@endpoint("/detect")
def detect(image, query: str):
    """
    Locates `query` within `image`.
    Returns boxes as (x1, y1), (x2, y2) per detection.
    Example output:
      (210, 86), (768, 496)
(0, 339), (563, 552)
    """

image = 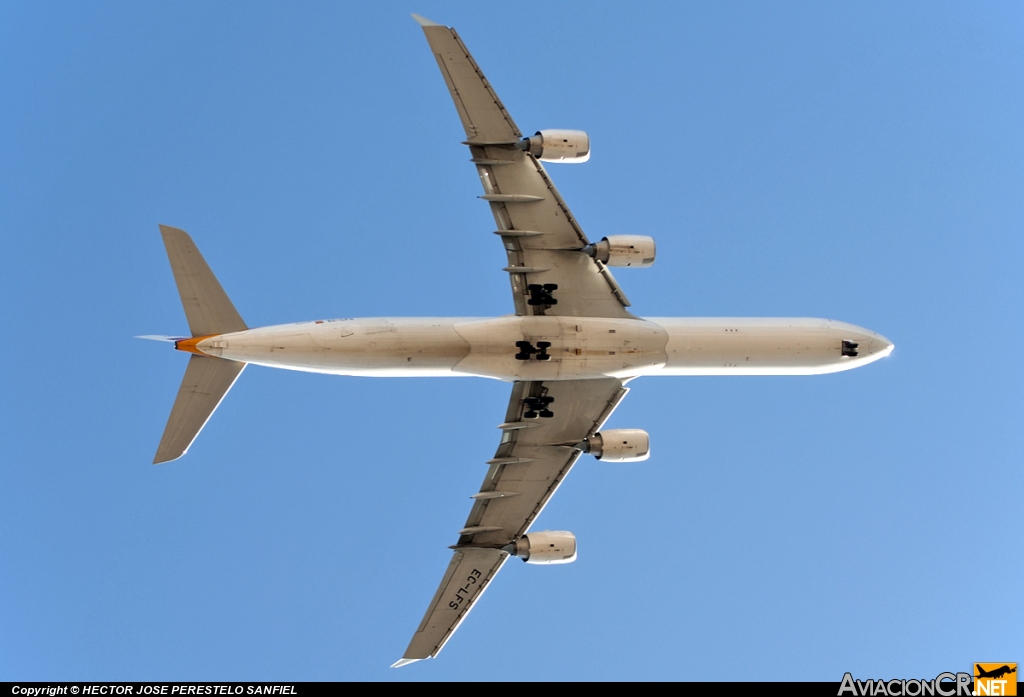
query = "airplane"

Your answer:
(976, 665), (1016, 680)
(141, 15), (894, 667)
